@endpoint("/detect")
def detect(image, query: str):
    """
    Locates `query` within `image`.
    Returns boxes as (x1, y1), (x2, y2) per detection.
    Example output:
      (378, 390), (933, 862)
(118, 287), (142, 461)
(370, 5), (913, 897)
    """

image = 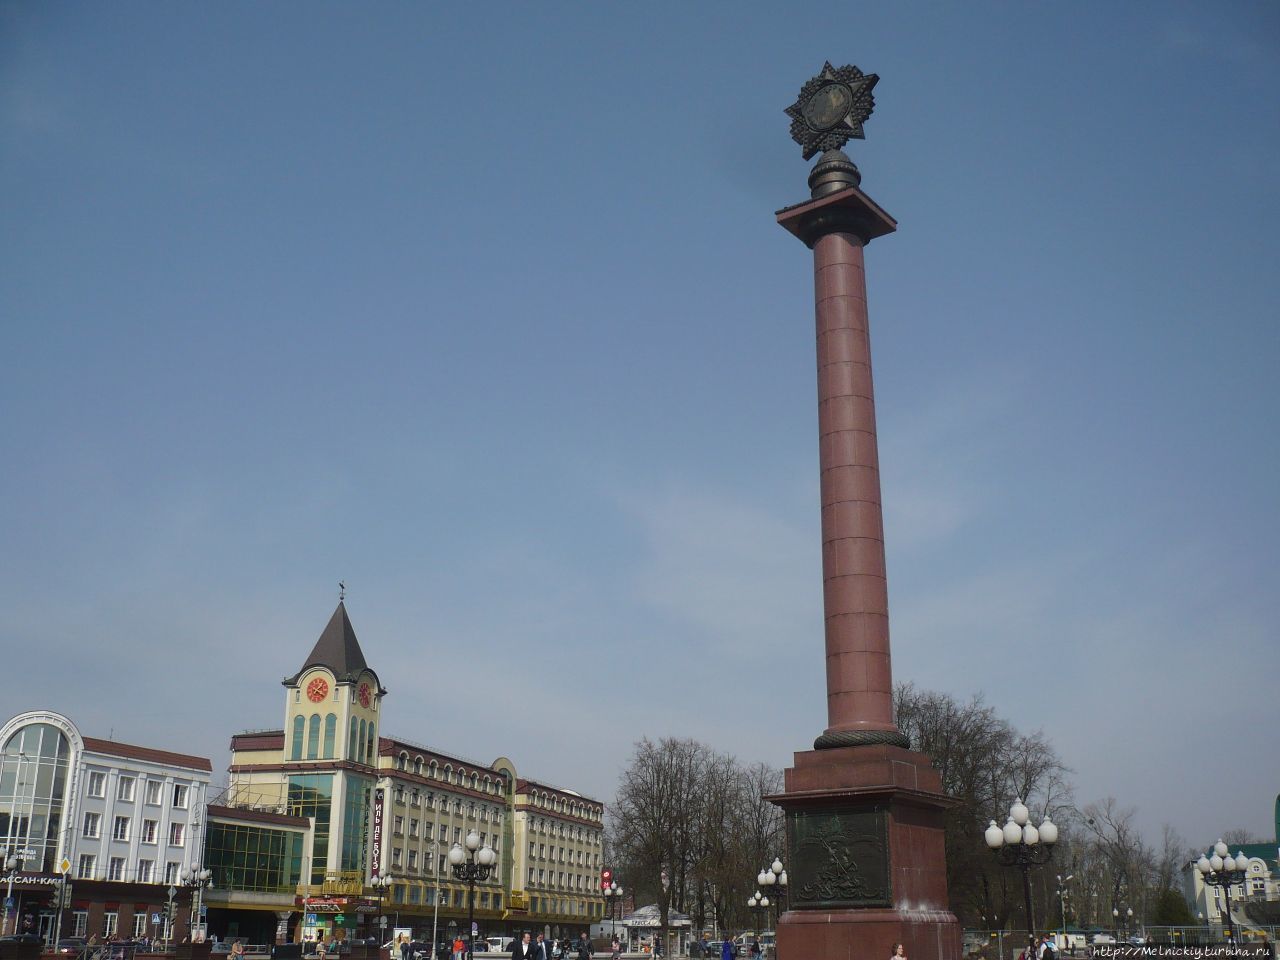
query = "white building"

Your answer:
(0, 710), (212, 943)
